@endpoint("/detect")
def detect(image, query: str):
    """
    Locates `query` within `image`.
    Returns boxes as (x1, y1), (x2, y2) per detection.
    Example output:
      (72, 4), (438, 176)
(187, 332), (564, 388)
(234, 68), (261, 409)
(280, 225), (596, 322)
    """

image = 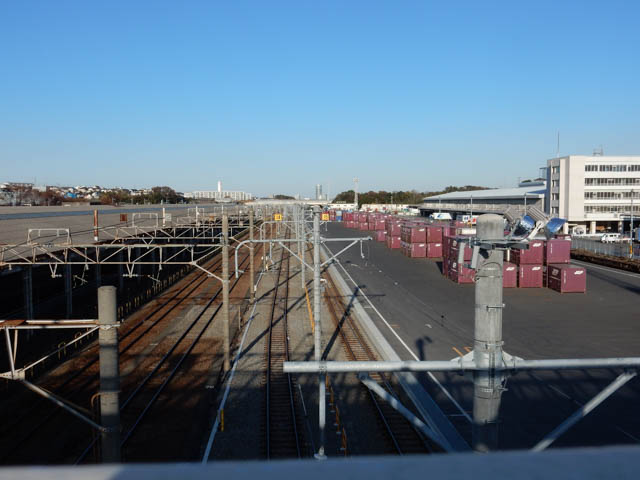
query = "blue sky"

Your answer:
(1, 1), (639, 197)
